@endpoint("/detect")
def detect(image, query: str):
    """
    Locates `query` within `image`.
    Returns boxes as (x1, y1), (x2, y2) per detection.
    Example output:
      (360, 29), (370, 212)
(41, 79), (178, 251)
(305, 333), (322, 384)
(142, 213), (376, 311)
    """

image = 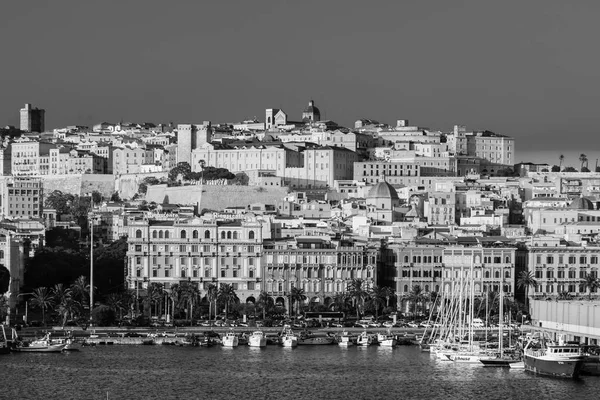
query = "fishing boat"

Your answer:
(281, 326), (298, 348)
(221, 331), (239, 348)
(248, 331), (267, 348)
(523, 333), (585, 378)
(338, 331), (354, 347)
(297, 331), (335, 345)
(356, 331), (372, 347)
(12, 333), (67, 353)
(377, 332), (396, 347)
